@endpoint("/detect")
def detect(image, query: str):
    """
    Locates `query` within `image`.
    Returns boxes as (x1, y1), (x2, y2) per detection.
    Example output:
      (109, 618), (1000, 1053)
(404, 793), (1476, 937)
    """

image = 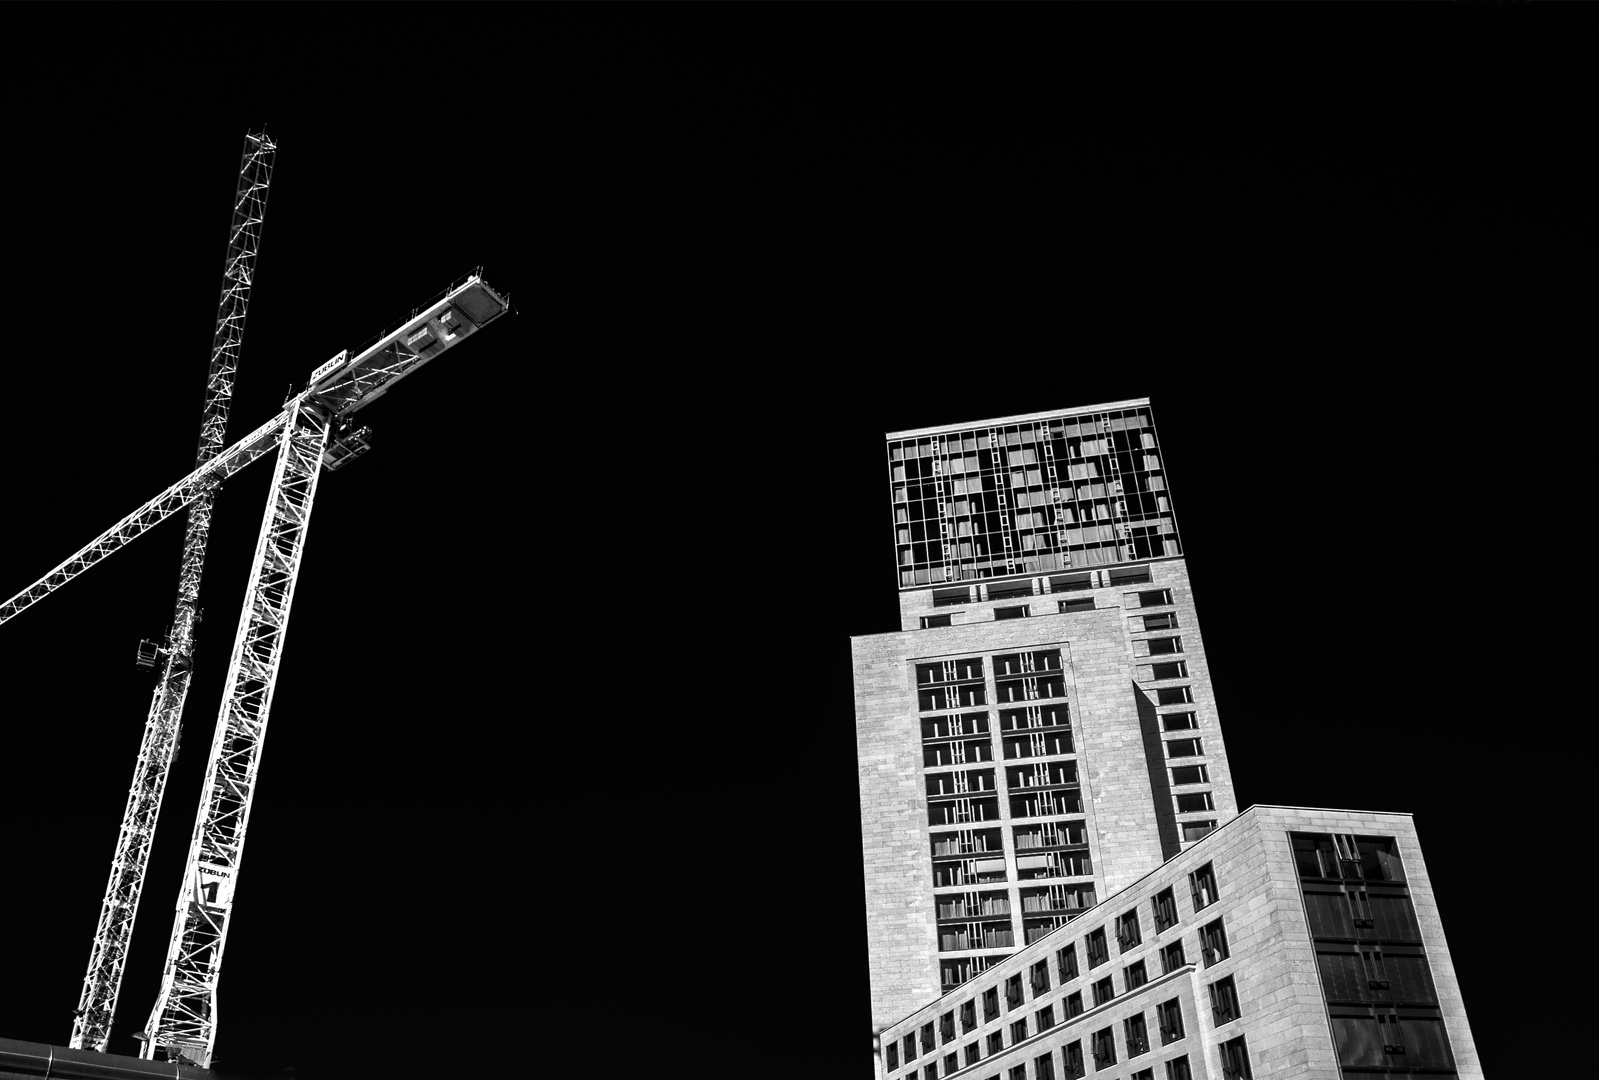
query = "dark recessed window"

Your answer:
(1210, 976), (1240, 1026)
(1165, 1056), (1192, 1080)
(887, 1042), (899, 1071)
(1131, 1071), (1154, 1080)
(1149, 661), (1188, 680)
(1143, 611), (1178, 631)
(1008, 1066), (1027, 1080)
(1092, 975), (1115, 1007)
(989, 580), (1034, 601)
(996, 604), (1030, 620)
(1065, 991), (1084, 1018)
(965, 1042), (981, 1066)
(1037, 1004), (1056, 1032)
(934, 586), (971, 607)
(904, 1033), (917, 1062)
(1161, 939), (1186, 974)
(1219, 1035), (1252, 1080)
(1161, 712), (1197, 732)
(1125, 1013), (1150, 1057)
(1170, 765), (1208, 787)
(1031, 959), (1051, 996)
(1146, 636), (1182, 655)
(1182, 819), (1217, 842)
(1090, 1027), (1117, 1070)
(1202, 919), (1230, 967)
(1086, 927), (1109, 968)
(944, 1052), (959, 1074)
(984, 987), (1000, 1021)
(1010, 1018), (1028, 1045)
(1063, 1040), (1085, 1079)
(1125, 960), (1148, 992)
(988, 1032), (1005, 1056)
(1117, 910), (1142, 951)
(961, 999), (977, 1032)
(1157, 998), (1185, 1044)
(921, 1022), (935, 1053)
(1110, 566), (1152, 586)
(1036, 1050), (1058, 1080)
(1190, 863), (1218, 910)
(1153, 887), (1178, 933)
(925, 1065), (937, 1080)
(1006, 974), (1025, 1009)
(922, 614), (953, 629)
(1176, 791), (1215, 813)
(1157, 686), (1194, 706)
(1059, 597), (1095, 613)
(1167, 737), (1202, 758)
(1134, 588), (1173, 608)
(1057, 943), (1079, 981)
